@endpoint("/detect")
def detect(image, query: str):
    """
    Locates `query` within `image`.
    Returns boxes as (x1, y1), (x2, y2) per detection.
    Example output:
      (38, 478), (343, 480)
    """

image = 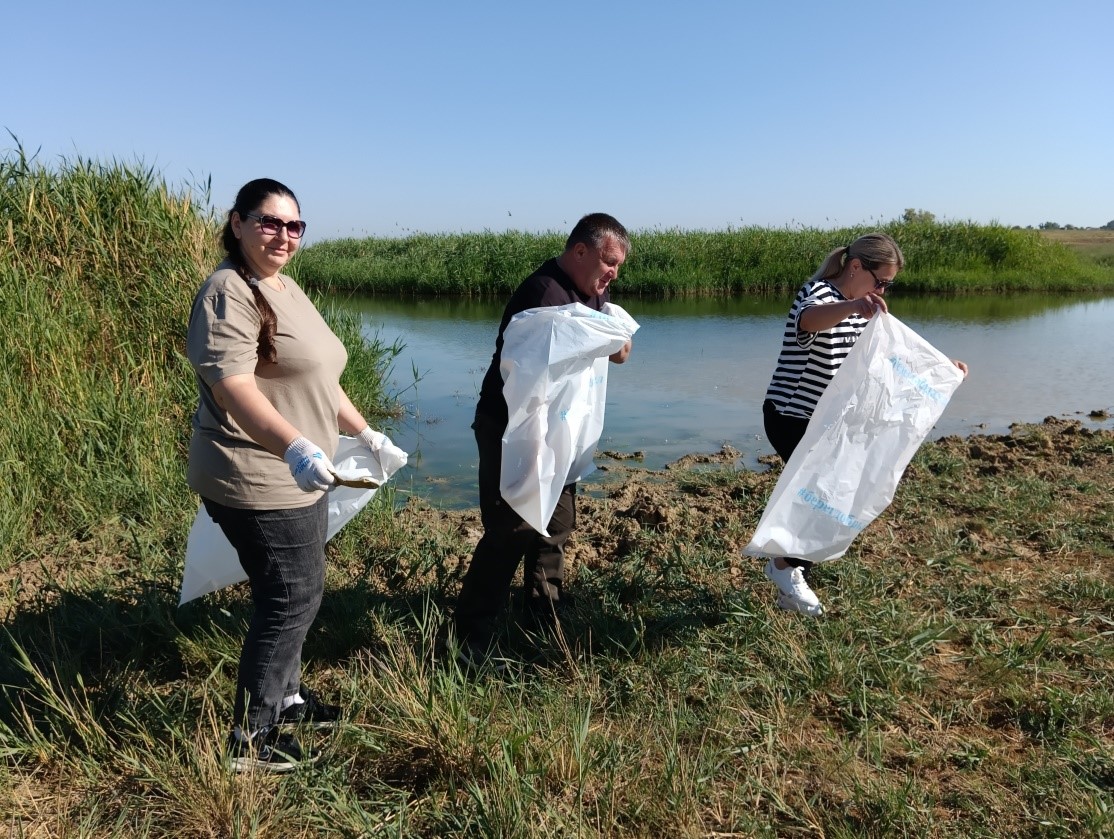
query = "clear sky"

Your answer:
(5, 0), (1111, 244)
